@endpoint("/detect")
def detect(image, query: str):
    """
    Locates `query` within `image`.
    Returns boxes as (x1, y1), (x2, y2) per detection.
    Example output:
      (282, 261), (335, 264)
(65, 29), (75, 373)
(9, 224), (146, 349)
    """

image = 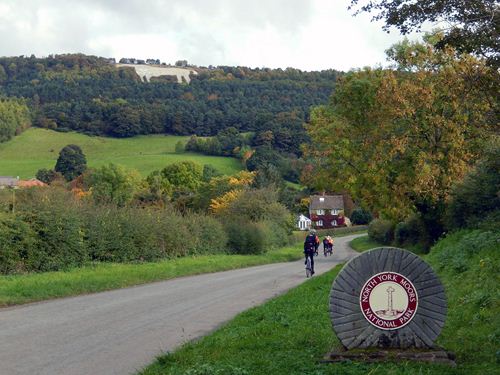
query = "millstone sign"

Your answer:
(330, 247), (447, 349)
